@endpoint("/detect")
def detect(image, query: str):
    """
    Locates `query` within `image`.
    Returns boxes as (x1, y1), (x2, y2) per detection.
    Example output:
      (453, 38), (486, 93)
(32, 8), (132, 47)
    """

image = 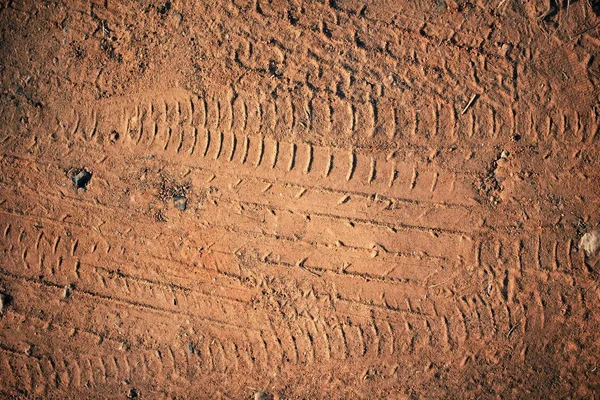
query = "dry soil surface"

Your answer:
(1, 0), (600, 398)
